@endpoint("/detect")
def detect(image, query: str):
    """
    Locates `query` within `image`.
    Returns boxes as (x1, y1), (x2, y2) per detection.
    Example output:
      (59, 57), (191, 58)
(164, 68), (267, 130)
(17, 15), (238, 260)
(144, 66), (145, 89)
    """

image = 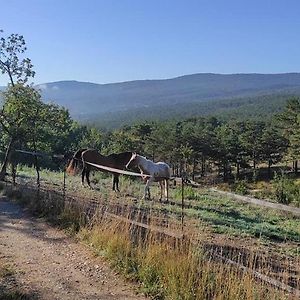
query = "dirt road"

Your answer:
(0, 196), (145, 300)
